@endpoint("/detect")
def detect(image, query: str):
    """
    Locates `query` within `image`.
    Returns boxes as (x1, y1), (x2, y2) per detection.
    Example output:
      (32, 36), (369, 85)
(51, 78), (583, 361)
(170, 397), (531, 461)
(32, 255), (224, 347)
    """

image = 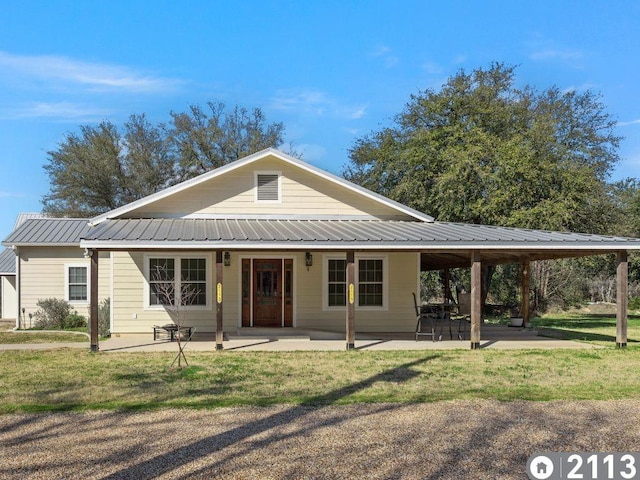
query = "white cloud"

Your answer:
(269, 89), (366, 120)
(422, 62), (444, 75)
(0, 102), (111, 121)
(370, 44), (398, 68)
(297, 144), (327, 162)
(530, 48), (583, 61)
(0, 51), (181, 93)
(617, 119), (640, 127)
(0, 191), (25, 198)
